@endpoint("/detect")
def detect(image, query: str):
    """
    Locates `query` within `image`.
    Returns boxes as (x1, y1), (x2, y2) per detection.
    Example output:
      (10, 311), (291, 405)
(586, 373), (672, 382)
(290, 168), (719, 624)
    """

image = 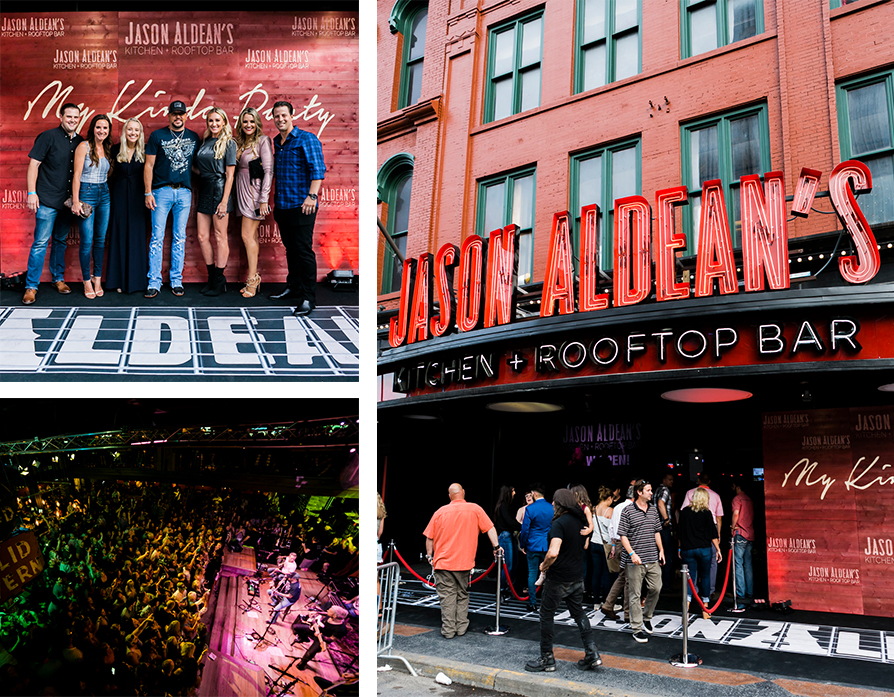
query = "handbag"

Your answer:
(595, 510), (621, 573)
(64, 196), (92, 219)
(248, 156), (264, 181)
